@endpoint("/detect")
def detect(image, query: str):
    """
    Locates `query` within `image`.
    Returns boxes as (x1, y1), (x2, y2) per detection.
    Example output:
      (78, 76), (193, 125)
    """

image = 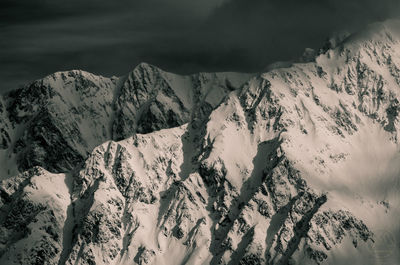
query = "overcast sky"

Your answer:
(1, 0), (400, 92)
